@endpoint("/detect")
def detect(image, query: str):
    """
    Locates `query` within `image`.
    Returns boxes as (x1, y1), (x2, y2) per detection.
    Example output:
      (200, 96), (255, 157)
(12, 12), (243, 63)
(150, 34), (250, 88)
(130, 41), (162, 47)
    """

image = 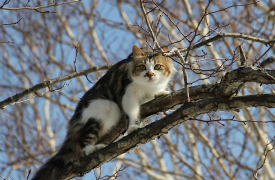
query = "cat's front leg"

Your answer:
(122, 95), (141, 135)
(126, 120), (140, 135)
(125, 107), (141, 135)
(155, 90), (170, 98)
